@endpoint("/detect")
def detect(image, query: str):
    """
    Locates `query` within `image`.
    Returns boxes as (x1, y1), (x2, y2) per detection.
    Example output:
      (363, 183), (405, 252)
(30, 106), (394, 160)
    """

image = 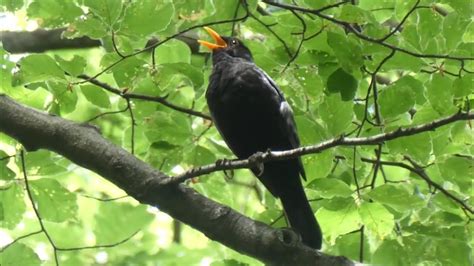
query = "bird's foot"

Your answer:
(249, 152), (265, 176)
(215, 158), (236, 179)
